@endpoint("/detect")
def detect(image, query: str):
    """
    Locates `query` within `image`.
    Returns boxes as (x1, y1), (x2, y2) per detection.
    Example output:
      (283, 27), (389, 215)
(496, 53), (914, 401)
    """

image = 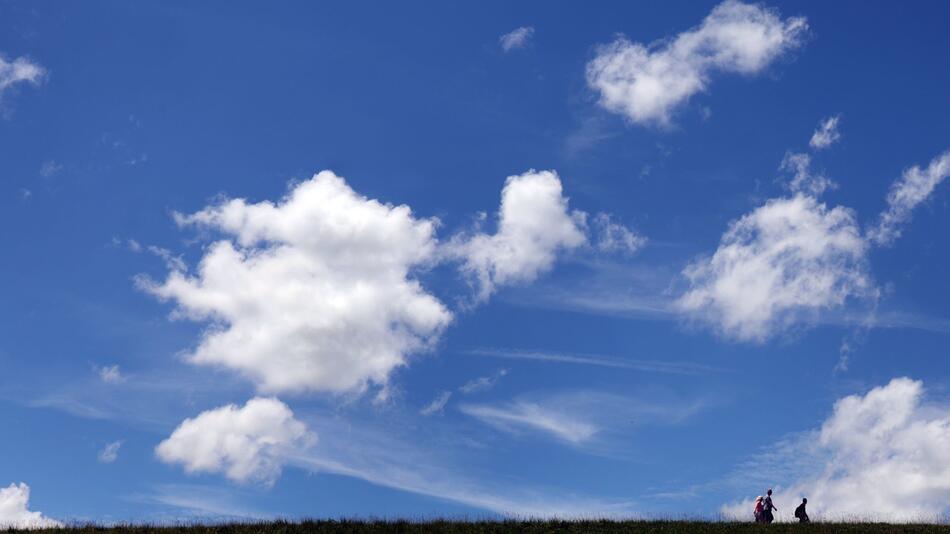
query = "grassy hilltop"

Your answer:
(21, 521), (950, 534)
